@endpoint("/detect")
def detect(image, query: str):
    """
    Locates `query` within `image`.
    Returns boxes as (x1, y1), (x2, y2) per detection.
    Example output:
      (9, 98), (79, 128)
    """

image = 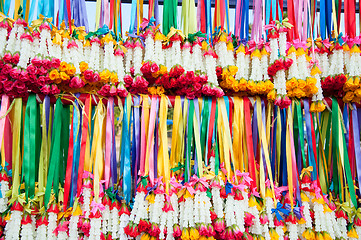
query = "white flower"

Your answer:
(133, 46), (143, 75)
(0, 27), (8, 56)
(47, 212), (58, 240)
(0, 181), (9, 213)
(144, 35), (155, 62)
(68, 215), (79, 240)
(35, 224), (47, 240)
